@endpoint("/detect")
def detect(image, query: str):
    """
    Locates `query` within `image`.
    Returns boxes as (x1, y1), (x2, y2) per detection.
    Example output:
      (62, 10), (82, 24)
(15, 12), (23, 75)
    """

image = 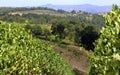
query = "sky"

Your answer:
(0, 0), (120, 7)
